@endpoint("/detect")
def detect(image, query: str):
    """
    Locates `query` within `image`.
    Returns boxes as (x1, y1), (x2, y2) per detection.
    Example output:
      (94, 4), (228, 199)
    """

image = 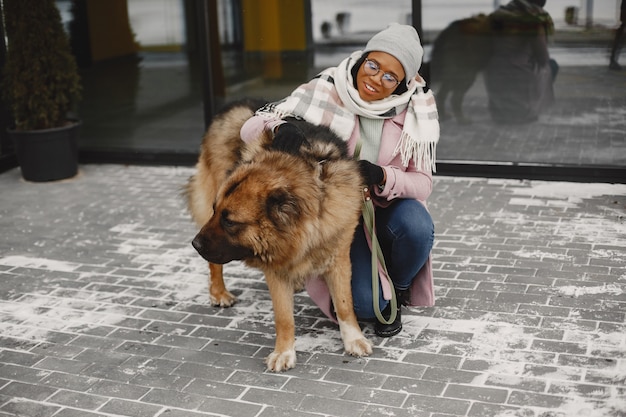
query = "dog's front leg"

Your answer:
(208, 263), (236, 307)
(264, 273), (296, 372)
(326, 254), (373, 358)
